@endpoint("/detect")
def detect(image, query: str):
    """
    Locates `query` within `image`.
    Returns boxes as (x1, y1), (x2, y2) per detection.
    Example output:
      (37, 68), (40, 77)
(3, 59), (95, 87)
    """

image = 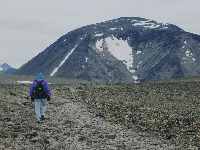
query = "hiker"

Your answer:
(29, 73), (51, 123)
